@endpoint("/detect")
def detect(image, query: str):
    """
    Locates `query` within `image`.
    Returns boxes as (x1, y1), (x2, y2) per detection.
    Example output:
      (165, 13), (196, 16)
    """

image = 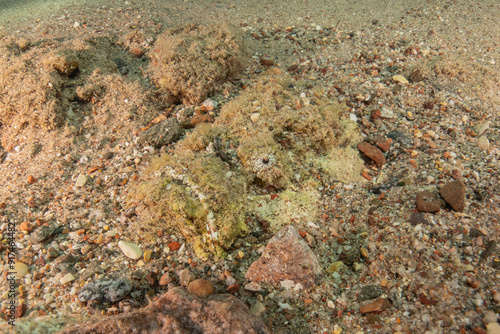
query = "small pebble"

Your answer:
(75, 174), (87, 187)
(118, 240), (143, 260)
(60, 273), (75, 285)
(12, 263), (29, 278)
(187, 279), (215, 297)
